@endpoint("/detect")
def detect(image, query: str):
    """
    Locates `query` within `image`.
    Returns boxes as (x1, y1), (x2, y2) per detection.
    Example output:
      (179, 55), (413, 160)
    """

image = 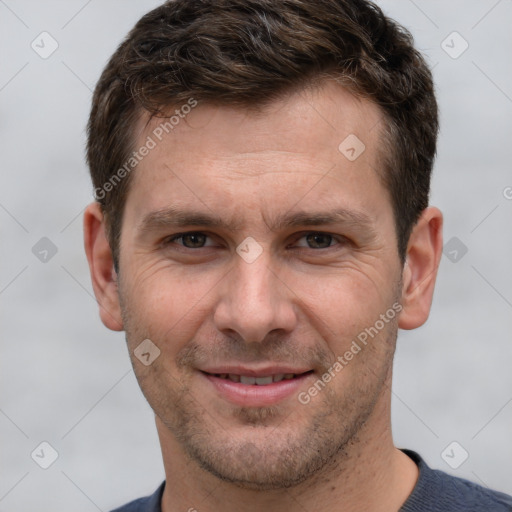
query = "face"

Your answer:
(115, 81), (405, 489)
